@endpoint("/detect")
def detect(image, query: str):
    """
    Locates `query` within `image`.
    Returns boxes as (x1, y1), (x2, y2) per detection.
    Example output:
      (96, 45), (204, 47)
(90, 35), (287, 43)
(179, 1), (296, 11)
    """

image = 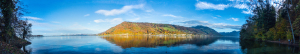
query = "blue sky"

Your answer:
(21, 0), (253, 35)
